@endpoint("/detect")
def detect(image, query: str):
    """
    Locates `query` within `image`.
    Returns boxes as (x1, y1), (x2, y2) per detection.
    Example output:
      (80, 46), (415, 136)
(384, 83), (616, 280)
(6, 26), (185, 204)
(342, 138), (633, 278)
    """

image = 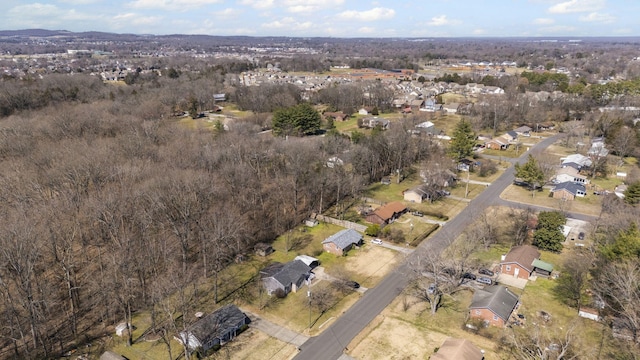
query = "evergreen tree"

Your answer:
(448, 119), (476, 161)
(514, 155), (545, 194)
(532, 211), (566, 252)
(601, 223), (640, 260)
(624, 182), (640, 205)
(272, 103), (321, 137)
